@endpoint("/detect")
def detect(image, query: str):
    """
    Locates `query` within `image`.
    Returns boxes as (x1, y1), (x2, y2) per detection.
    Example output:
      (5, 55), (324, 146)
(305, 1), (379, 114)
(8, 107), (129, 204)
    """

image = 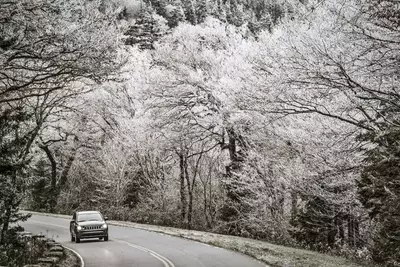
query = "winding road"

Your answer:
(21, 214), (266, 267)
